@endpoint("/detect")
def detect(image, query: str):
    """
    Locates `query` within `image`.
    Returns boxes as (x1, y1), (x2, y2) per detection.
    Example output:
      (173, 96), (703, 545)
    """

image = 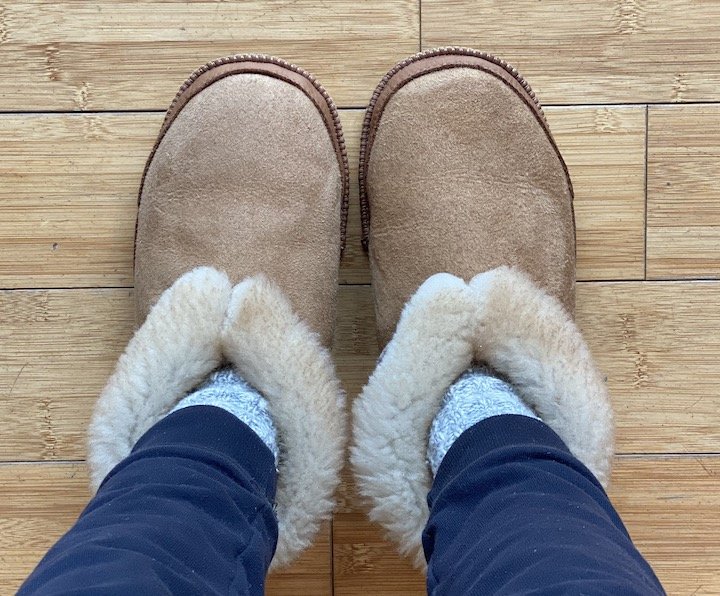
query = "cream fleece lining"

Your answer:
(351, 267), (613, 569)
(87, 267), (346, 569)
